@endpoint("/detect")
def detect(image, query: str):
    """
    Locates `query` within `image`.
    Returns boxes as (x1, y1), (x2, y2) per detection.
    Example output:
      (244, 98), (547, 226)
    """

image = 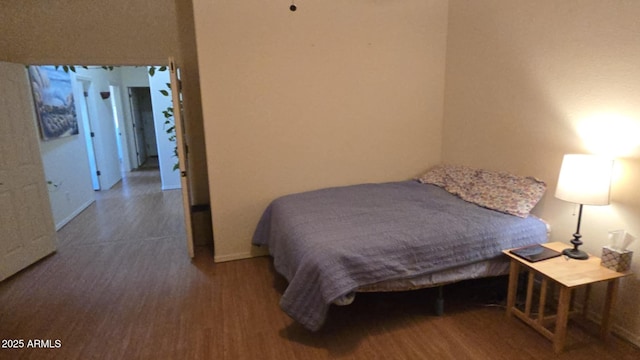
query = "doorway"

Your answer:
(129, 87), (159, 169)
(36, 65), (182, 231)
(77, 77), (101, 190)
(1, 62), (195, 283)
